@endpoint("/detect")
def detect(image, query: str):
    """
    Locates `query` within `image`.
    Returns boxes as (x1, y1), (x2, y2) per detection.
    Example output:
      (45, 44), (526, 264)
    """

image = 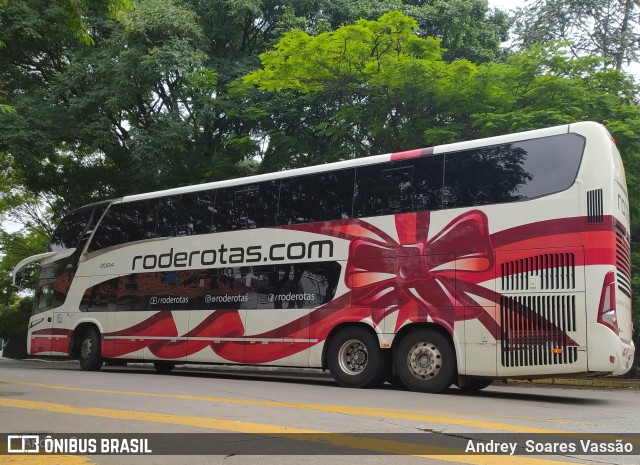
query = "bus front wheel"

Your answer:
(78, 327), (103, 371)
(394, 329), (455, 393)
(327, 327), (389, 389)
